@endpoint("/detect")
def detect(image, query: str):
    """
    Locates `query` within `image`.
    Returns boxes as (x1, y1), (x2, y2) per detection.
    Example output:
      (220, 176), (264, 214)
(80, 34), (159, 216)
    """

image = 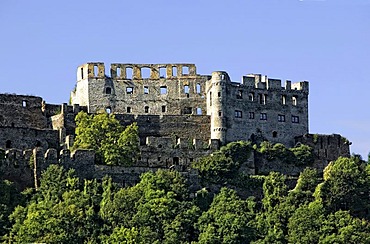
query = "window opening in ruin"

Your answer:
(158, 157), (161, 161)
(249, 93), (254, 101)
(116, 67), (121, 78)
(126, 87), (133, 94)
(145, 106), (149, 113)
(278, 114), (285, 122)
(94, 65), (98, 76)
(11, 123), (14, 127)
(5, 140), (11, 149)
(235, 110), (242, 118)
(218, 111), (222, 117)
(196, 83), (201, 94)
(210, 92), (212, 106)
(144, 86), (149, 94)
(159, 67), (166, 78)
(189, 158), (193, 162)
(260, 113), (267, 120)
(158, 144), (162, 148)
(282, 95), (286, 105)
(184, 107), (192, 114)
(105, 87), (112, 95)
(141, 67), (151, 79)
(80, 67), (84, 79)
(36, 141), (41, 147)
(249, 112), (255, 119)
(22, 100), (27, 107)
(292, 115), (299, 123)
(106, 107), (112, 114)
(237, 90), (243, 99)
(172, 66), (177, 77)
(218, 92), (221, 97)
(127, 107), (131, 113)
(292, 96), (297, 106)
(126, 67), (133, 79)
(182, 66), (189, 75)
(221, 74), (225, 80)
(196, 107), (202, 115)
(173, 157), (179, 165)
(273, 131), (278, 138)
(162, 106), (166, 113)
(184, 85), (189, 94)
(160, 86), (167, 95)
